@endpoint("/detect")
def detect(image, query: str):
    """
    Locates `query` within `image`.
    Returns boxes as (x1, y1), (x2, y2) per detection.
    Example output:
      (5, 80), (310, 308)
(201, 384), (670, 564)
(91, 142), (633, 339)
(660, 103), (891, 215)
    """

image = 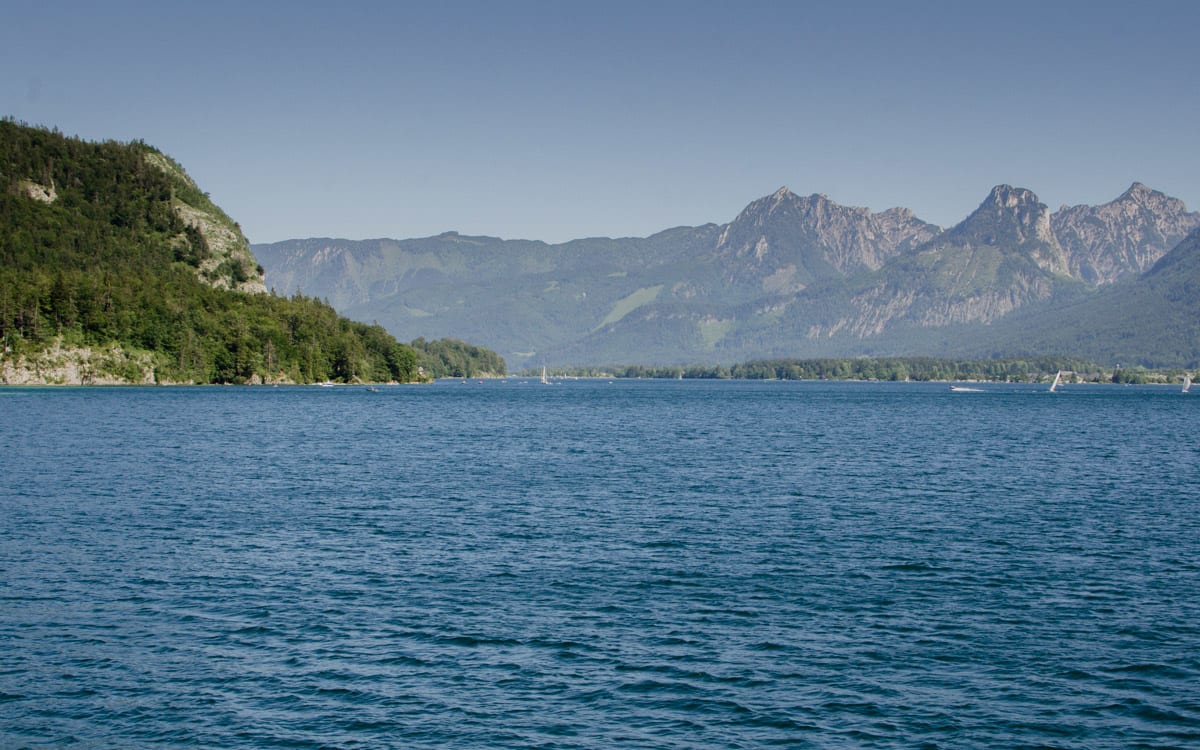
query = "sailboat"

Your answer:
(541, 366), (550, 385)
(1184, 374), (1192, 394)
(1049, 370), (1063, 393)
